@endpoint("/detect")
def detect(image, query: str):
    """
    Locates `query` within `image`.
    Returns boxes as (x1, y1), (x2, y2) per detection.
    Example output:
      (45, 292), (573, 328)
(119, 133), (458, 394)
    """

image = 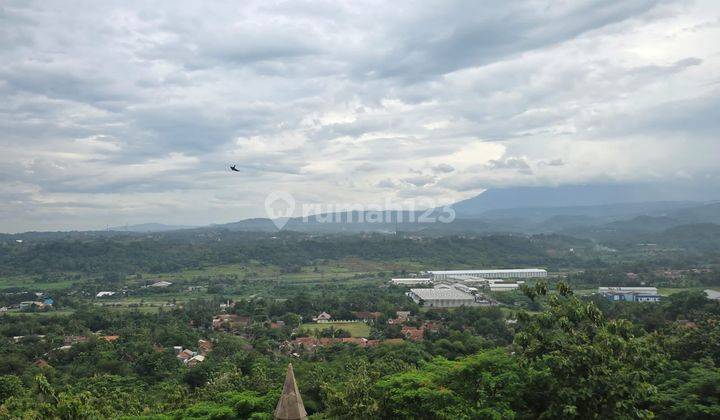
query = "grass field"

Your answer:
(300, 322), (371, 337)
(574, 286), (709, 297)
(0, 275), (78, 291)
(1, 309), (76, 317)
(657, 286), (710, 296)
